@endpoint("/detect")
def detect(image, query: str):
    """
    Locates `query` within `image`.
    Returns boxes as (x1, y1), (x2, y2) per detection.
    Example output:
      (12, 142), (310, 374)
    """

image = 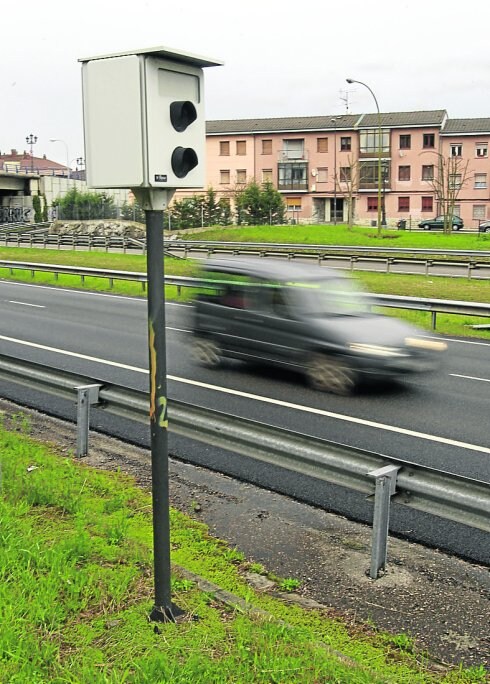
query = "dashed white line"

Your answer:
(7, 300), (45, 308)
